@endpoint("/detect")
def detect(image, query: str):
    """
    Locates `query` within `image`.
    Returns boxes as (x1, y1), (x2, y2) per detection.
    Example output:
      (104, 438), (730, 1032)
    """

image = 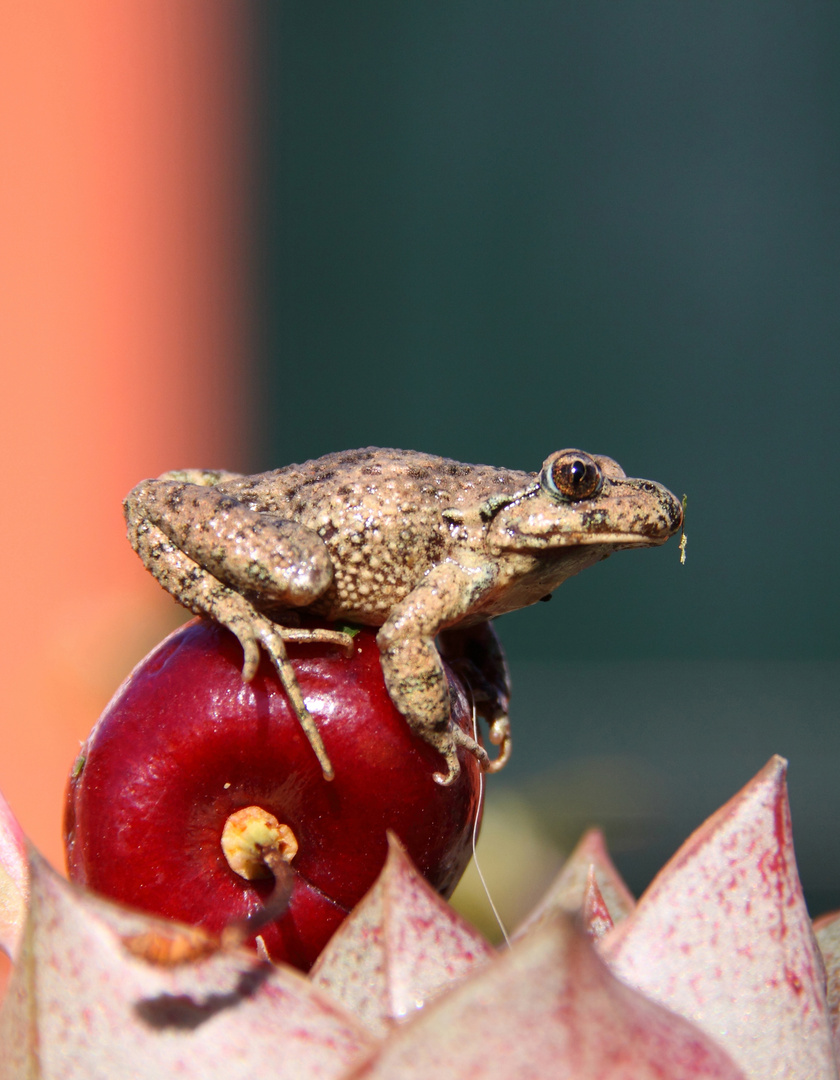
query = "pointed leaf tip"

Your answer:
(311, 834), (494, 1037)
(347, 911), (746, 1079)
(514, 826), (633, 940)
(581, 867), (614, 940)
(602, 756), (835, 1080)
(1, 850), (374, 1078)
